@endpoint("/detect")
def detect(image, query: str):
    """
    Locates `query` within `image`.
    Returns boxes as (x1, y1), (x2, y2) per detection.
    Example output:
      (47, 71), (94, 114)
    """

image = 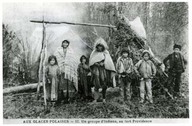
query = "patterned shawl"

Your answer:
(54, 46), (78, 90)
